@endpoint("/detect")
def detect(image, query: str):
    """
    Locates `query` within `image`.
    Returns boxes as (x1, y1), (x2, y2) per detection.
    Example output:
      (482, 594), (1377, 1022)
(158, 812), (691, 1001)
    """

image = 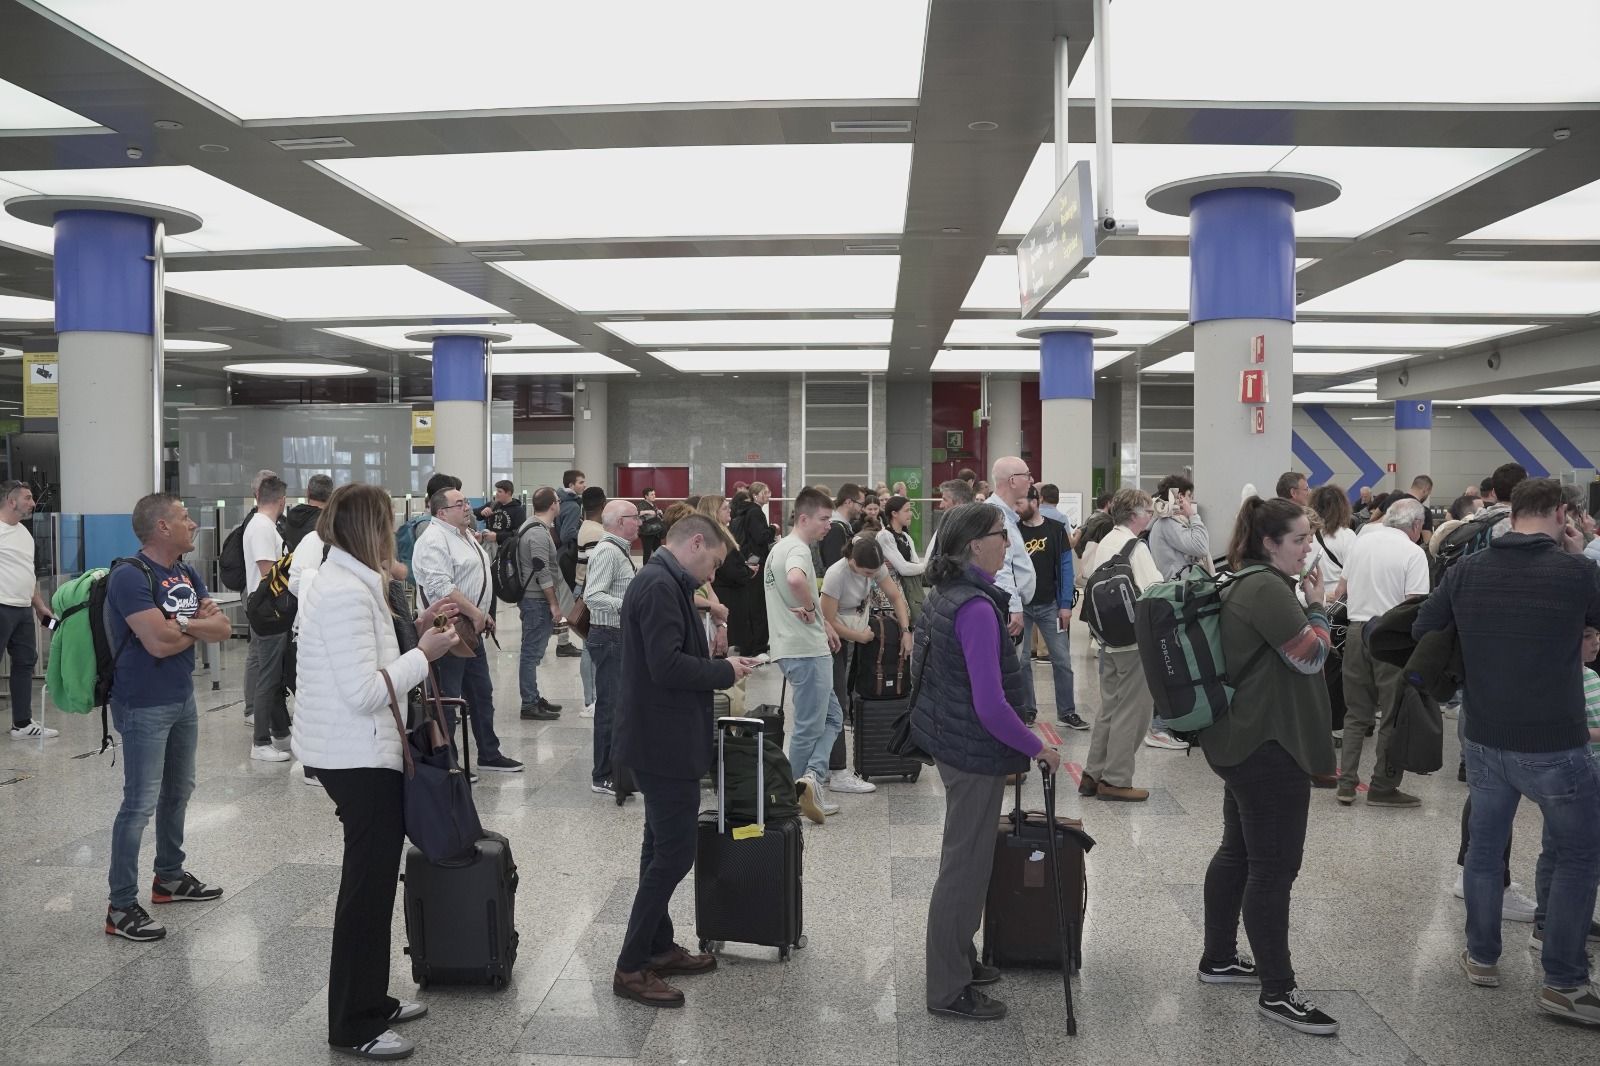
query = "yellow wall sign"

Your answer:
(23, 352), (58, 418)
(411, 410), (435, 447)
